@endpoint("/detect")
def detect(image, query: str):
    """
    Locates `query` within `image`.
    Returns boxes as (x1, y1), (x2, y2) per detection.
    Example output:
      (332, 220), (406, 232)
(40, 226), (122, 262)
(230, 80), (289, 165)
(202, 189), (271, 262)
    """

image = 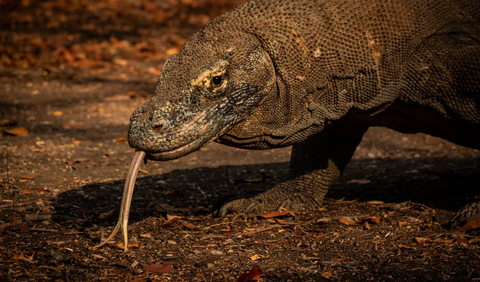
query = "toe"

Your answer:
(217, 198), (249, 217)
